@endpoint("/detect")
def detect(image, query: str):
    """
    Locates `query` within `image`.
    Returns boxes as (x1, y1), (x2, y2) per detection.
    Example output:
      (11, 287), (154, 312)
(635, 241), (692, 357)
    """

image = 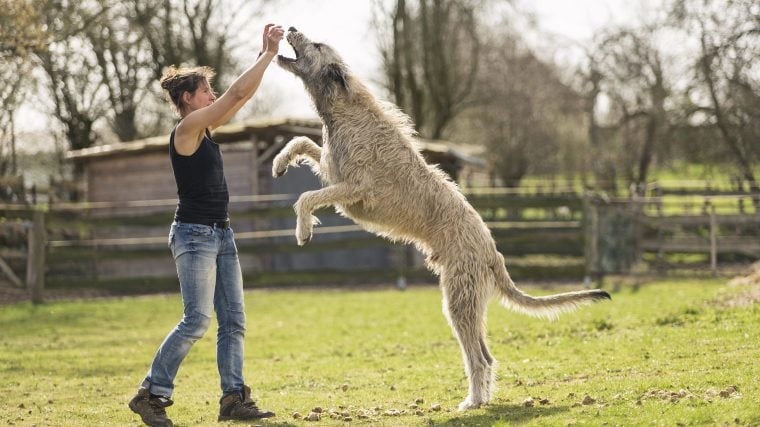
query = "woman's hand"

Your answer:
(260, 23), (274, 57)
(178, 22), (285, 139)
(265, 25), (285, 55)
